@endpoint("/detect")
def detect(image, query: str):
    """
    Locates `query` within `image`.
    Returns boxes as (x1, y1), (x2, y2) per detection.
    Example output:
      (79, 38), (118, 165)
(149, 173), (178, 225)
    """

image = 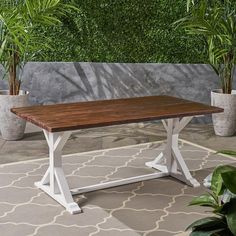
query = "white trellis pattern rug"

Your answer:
(0, 139), (235, 236)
